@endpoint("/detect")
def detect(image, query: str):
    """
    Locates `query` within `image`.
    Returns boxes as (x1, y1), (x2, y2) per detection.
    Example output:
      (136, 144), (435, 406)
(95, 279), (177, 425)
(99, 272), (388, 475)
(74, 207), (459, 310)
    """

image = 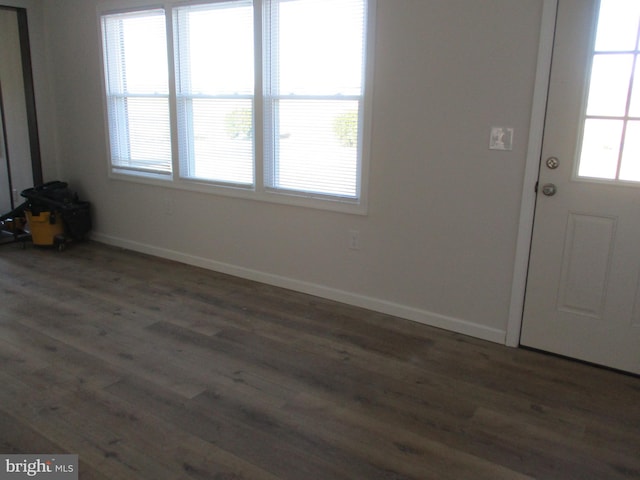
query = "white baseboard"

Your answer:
(91, 232), (507, 345)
